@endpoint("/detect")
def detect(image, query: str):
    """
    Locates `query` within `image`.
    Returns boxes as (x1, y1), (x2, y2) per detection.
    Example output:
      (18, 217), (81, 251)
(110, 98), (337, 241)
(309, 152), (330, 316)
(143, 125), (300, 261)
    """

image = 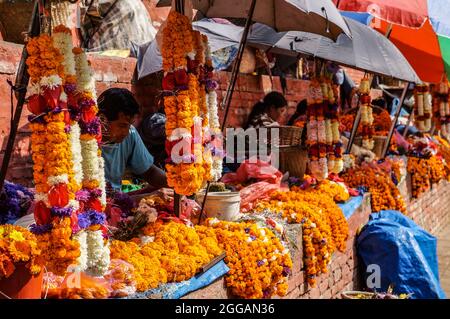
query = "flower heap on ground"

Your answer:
(320, 77), (344, 174)
(162, 11), (215, 195)
(26, 34), (80, 275)
(306, 78), (328, 180)
(415, 84), (433, 132)
(359, 77), (375, 150)
(341, 164), (406, 213)
(197, 219), (292, 299)
(0, 225), (42, 279)
(432, 80), (450, 140)
(109, 221), (223, 292)
(72, 46), (110, 276)
(407, 155), (446, 198)
(254, 184), (348, 286)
